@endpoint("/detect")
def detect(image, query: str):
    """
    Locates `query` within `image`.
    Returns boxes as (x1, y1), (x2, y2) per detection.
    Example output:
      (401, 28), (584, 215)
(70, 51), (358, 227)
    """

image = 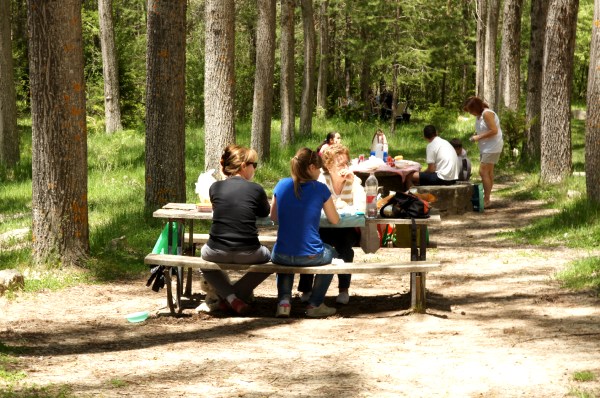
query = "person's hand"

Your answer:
(470, 134), (479, 142)
(338, 168), (354, 181)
